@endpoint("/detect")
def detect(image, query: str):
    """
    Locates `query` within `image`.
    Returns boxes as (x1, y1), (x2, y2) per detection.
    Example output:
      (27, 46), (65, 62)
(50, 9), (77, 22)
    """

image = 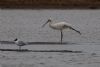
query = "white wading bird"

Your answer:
(42, 18), (81, 44)
(14, 38), (27, 50)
